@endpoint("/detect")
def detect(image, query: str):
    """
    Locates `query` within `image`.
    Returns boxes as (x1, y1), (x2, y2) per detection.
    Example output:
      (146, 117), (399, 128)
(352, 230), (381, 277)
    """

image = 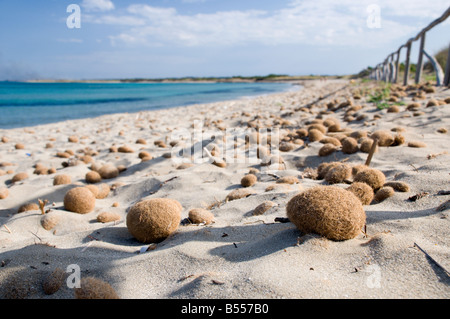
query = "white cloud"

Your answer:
(81, 0), (115, 12)
(89, 0), (449, 48)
